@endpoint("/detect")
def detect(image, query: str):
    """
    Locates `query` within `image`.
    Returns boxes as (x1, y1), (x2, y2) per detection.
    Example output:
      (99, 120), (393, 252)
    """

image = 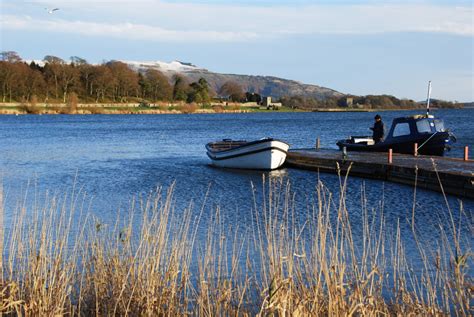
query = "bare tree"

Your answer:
(0, 61), (15, 102)
(0, 52), (23, 102)
(219, 81), (245, 102)
(70, 56), (87, 66)
(76, 64), (93, 99)
(43, 55), (65, 100)
(59, 65), (79, 102)
(24, 67), (46, 101)
(92, 65), (114, 102)
(106, 61), (139, 102)
(1, 51), (22, 63)
(143, 69), (172, 101)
